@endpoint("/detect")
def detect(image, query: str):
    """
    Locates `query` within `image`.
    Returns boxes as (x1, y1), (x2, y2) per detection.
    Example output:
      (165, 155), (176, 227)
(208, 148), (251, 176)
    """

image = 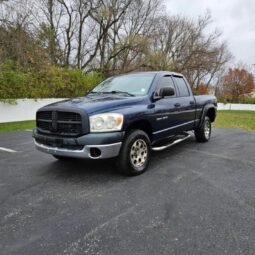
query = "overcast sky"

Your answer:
(165, 0), (255, 67)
